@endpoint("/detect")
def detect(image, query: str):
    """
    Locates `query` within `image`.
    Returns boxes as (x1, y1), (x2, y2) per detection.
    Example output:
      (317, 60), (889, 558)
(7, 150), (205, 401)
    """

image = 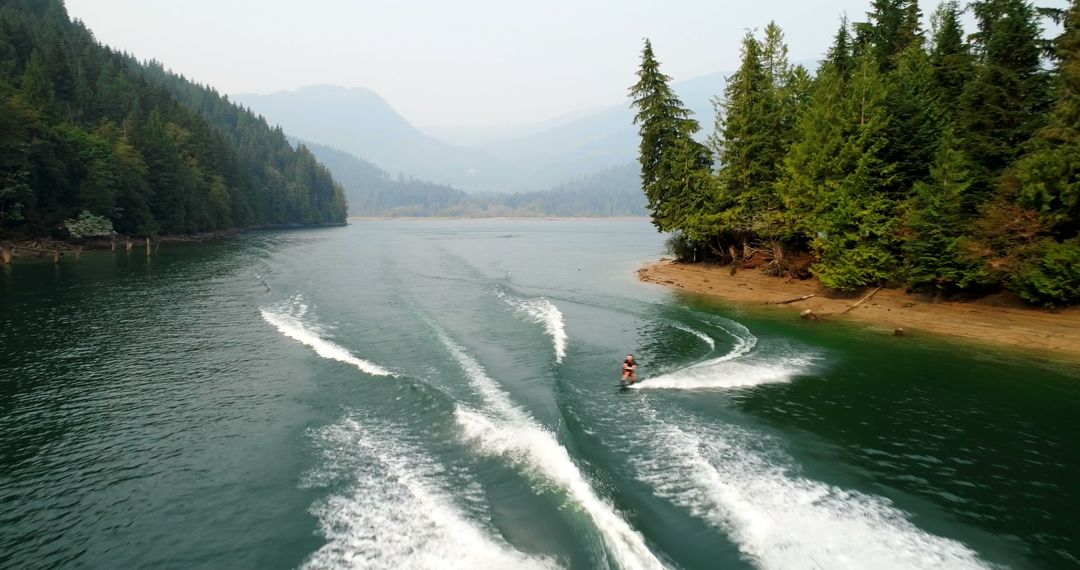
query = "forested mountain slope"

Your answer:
(0, 0), (346, 240)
